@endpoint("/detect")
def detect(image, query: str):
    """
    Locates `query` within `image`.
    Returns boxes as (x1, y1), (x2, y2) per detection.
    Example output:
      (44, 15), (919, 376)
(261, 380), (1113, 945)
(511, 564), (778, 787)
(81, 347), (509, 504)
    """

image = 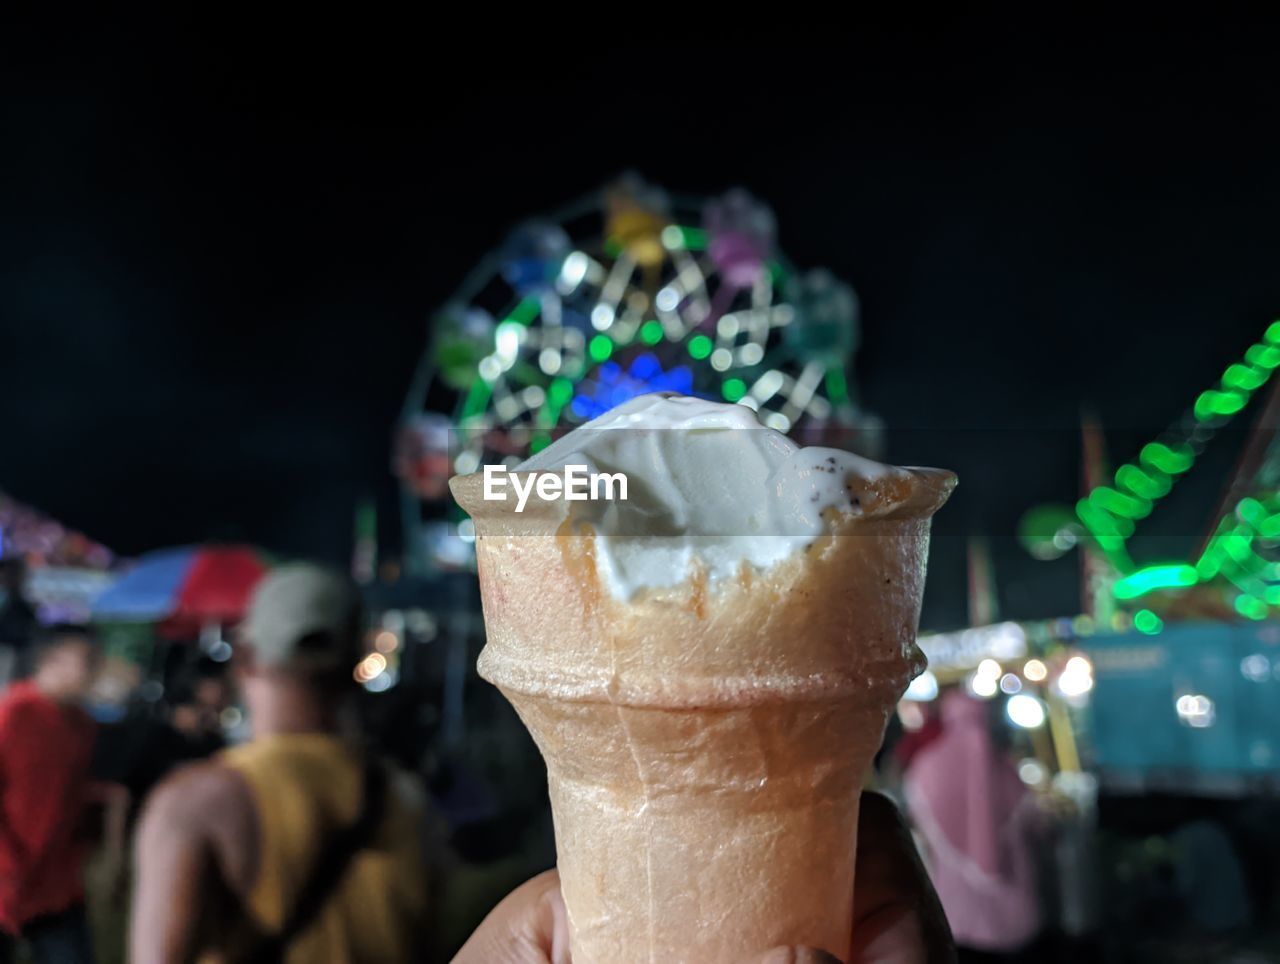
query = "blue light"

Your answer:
(571, 353), (699, 420)
(630, 353), (660, 381)
(500, 221), (570, 296)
